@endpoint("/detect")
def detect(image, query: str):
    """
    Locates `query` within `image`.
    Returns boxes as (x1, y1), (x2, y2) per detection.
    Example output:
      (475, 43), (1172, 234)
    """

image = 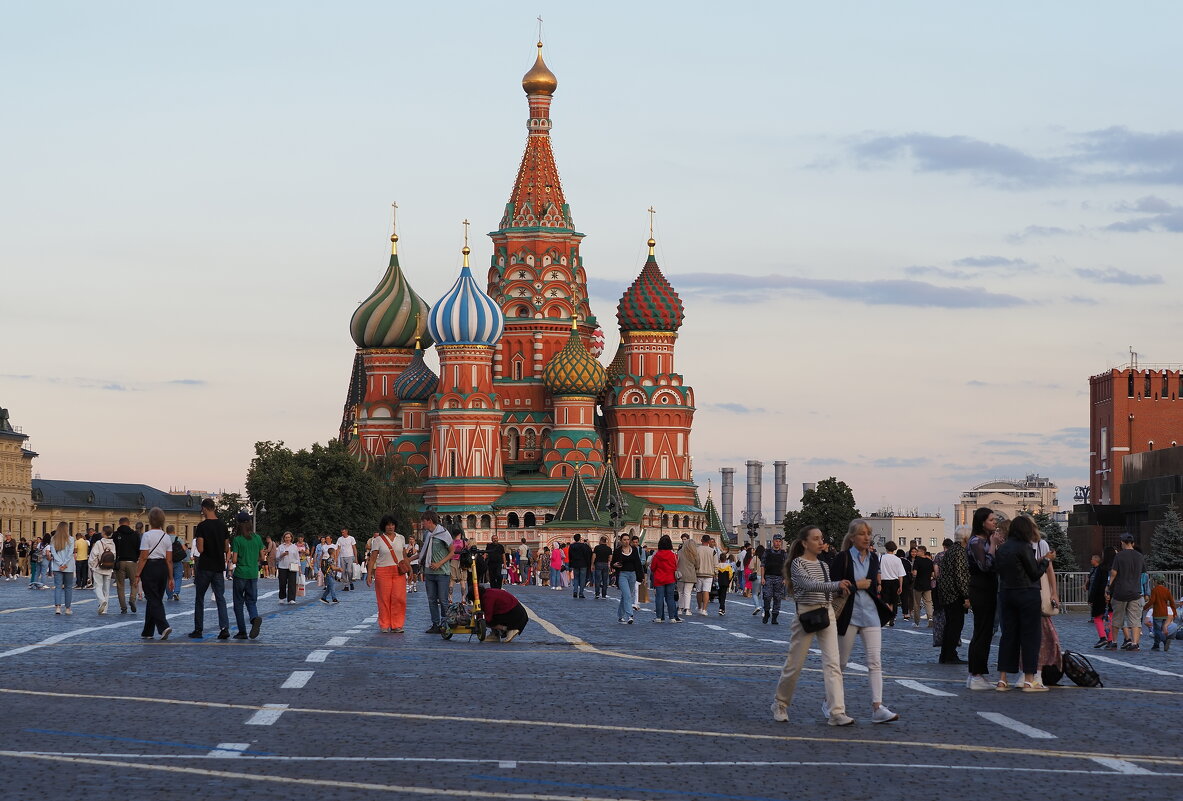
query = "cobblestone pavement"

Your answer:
(0, 576), (1178, 801)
